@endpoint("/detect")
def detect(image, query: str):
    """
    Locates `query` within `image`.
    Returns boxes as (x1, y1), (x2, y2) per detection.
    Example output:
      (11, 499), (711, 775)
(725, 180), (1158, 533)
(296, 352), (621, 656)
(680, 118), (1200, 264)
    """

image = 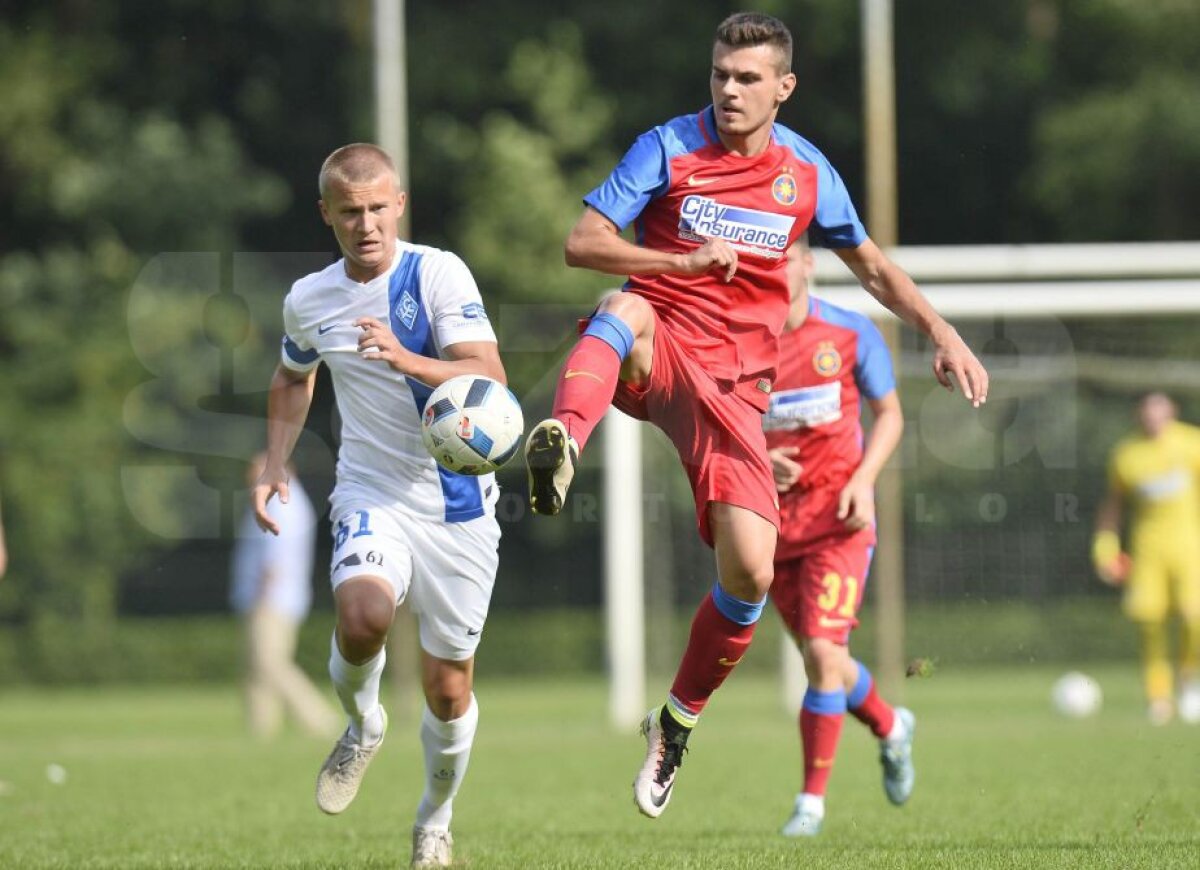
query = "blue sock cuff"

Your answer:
(583, 312), (635, 360)
(803, 687), (848, 716)
(846, 660), (873, 709)
(710, 583), (764, 626)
